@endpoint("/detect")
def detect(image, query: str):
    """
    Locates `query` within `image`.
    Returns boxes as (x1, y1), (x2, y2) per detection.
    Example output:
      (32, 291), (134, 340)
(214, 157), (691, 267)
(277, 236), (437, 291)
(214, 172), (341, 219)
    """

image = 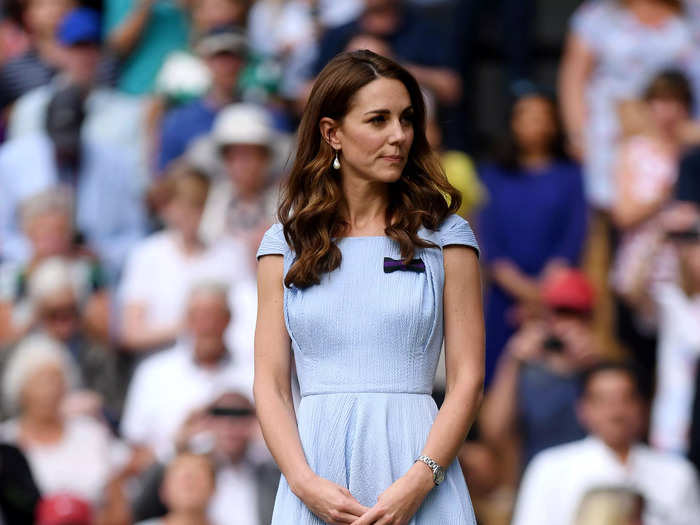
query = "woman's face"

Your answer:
(222, 144), (270, 196)
(21, 363), (65, 418)
(331, 77), (414, 185)
(511, 95), (557, 154)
